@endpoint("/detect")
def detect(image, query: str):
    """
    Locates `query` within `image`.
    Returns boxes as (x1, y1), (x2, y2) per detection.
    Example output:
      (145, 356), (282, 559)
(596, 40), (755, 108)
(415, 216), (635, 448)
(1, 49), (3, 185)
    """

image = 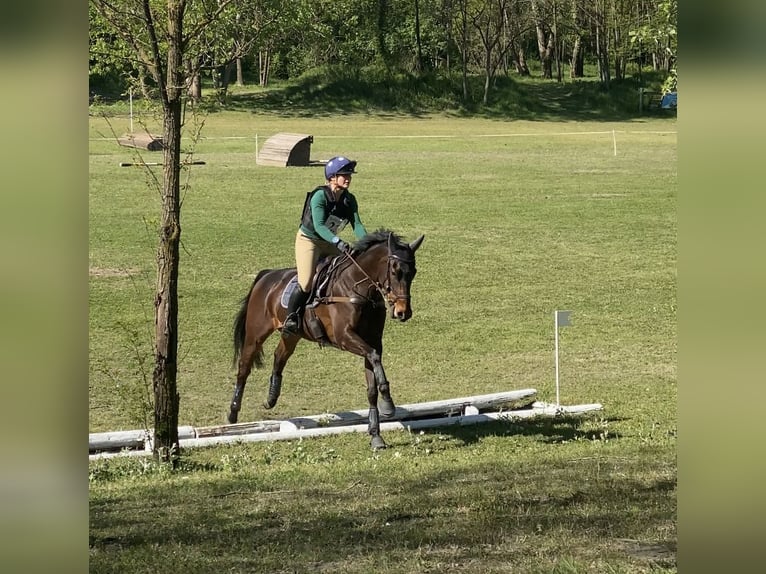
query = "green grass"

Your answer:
(89, 81), (676, 572)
